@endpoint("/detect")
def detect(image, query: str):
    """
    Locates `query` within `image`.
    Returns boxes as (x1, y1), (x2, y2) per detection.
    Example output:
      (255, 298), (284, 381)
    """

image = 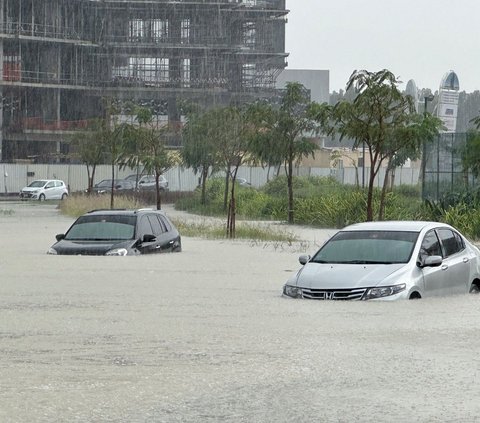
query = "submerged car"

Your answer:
(20, 179), (68, 201)
(283, 221), (480, 301)
(48, 208), (181, 256)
